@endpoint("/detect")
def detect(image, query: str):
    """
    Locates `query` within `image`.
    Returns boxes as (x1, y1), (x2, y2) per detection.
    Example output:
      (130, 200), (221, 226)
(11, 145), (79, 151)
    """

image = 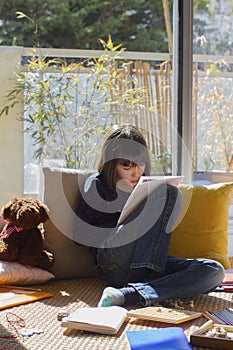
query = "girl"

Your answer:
(76, 124), (224, 307)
